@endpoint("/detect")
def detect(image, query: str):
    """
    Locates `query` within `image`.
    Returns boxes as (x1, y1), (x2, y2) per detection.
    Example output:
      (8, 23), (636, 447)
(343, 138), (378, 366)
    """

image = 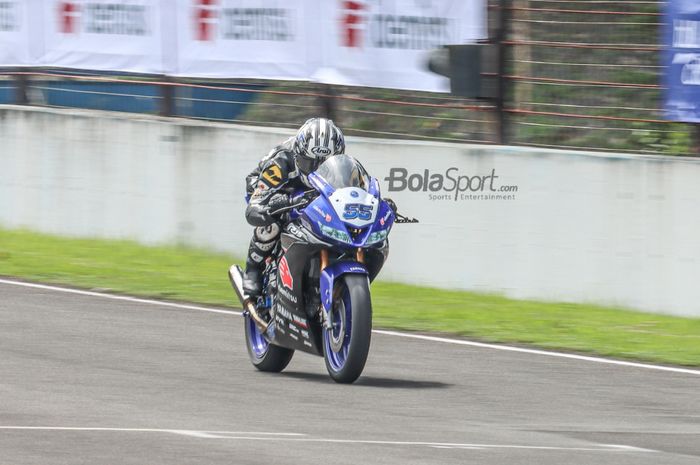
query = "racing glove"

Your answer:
(266, 193), (291, 215)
